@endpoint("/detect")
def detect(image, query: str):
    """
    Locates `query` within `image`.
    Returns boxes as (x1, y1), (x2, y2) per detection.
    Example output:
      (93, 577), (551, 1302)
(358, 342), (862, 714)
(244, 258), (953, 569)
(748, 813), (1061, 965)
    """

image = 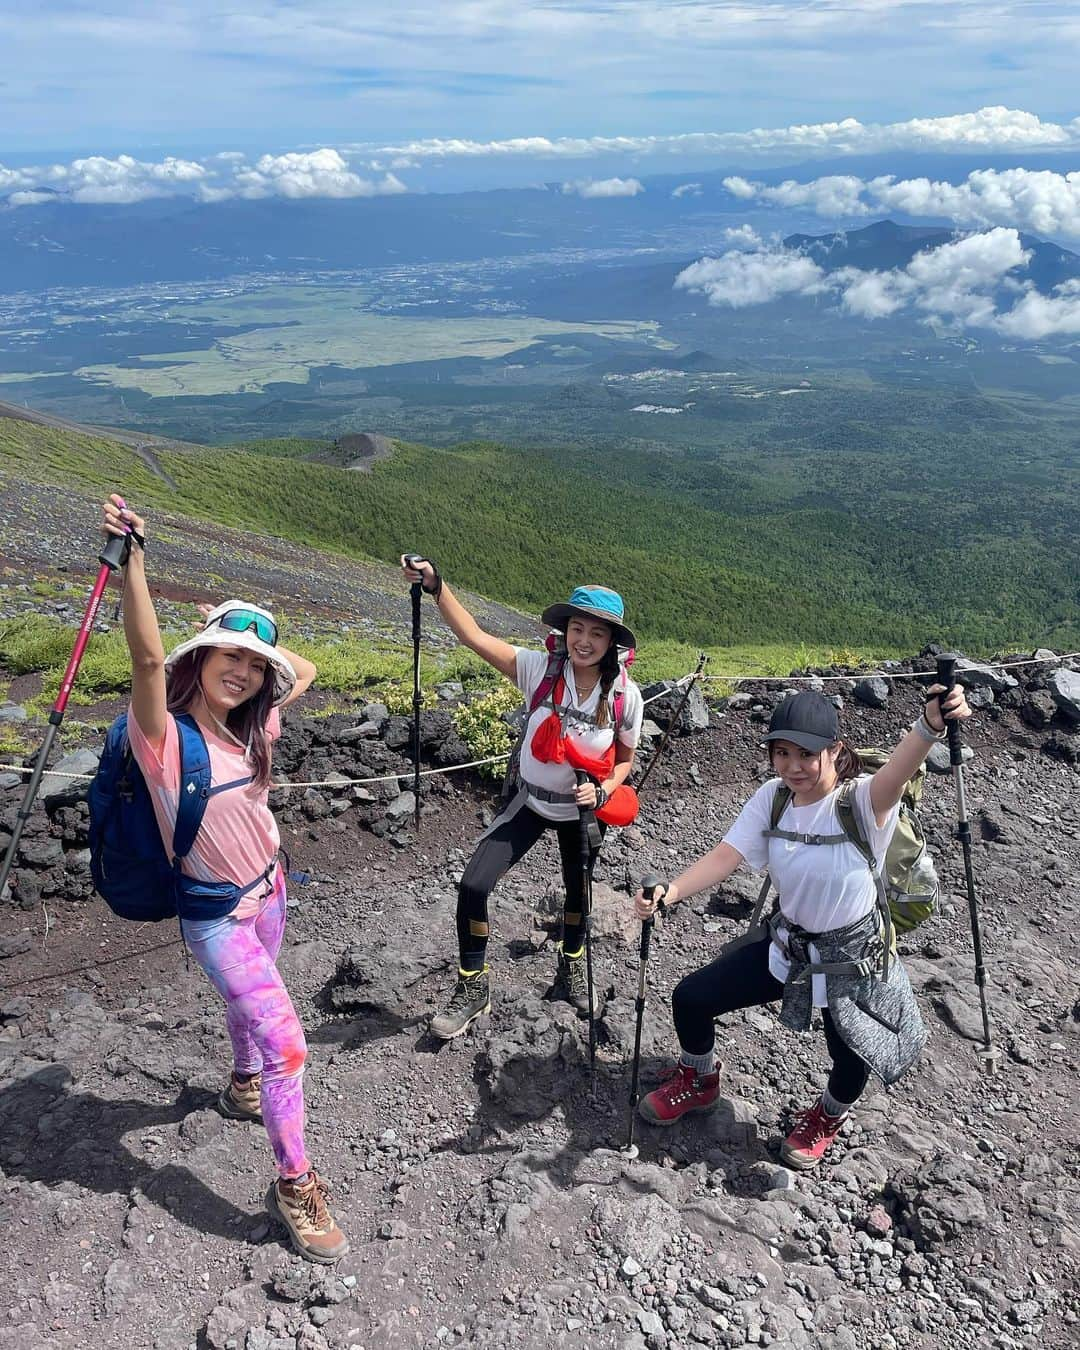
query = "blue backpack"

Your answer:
(88, 712), (275, 923)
